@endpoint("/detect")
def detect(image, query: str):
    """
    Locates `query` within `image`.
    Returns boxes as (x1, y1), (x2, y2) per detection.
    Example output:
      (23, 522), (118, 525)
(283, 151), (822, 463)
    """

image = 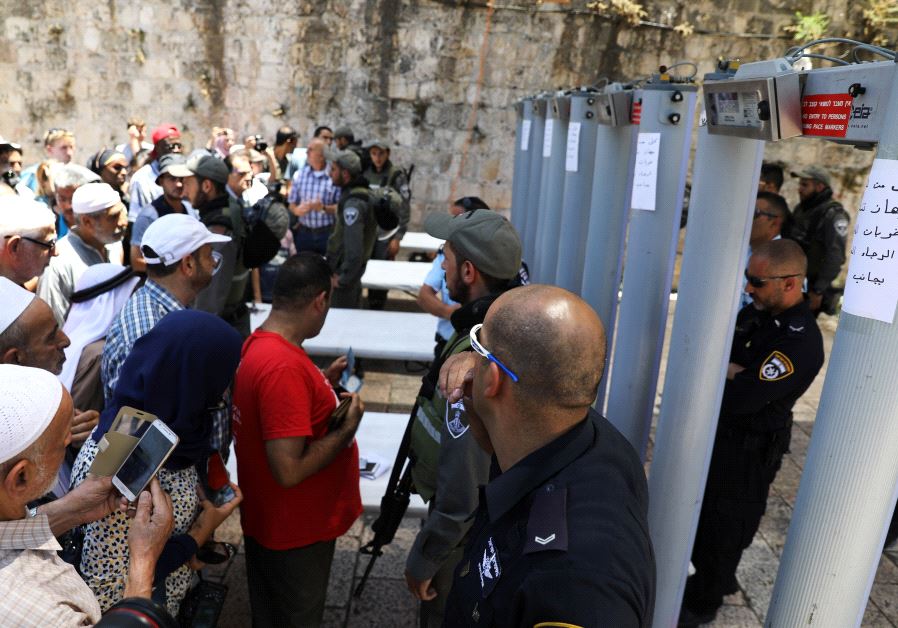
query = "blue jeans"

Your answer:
(293, 225), (332, 256)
